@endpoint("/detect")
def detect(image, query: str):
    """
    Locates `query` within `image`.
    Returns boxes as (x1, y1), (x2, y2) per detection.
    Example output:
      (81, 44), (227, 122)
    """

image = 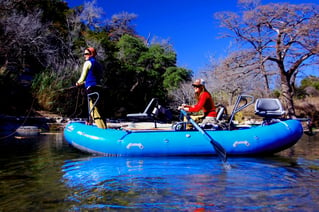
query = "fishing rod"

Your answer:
(56, 86), (78, 92)
(56, 85), (108, 92)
